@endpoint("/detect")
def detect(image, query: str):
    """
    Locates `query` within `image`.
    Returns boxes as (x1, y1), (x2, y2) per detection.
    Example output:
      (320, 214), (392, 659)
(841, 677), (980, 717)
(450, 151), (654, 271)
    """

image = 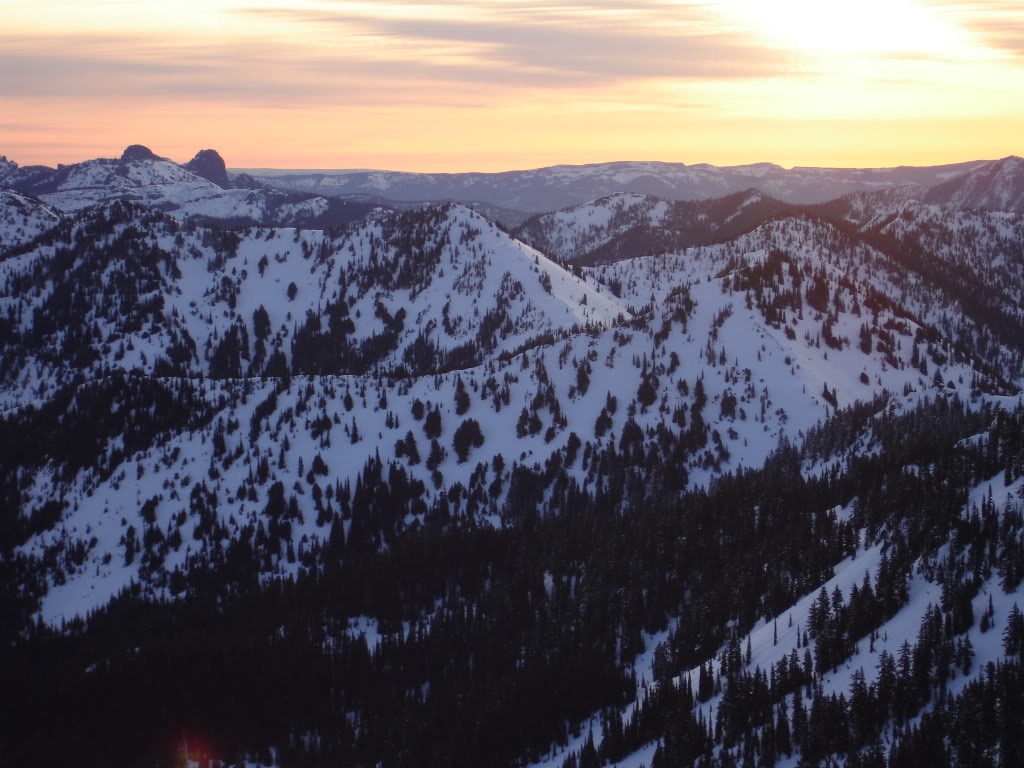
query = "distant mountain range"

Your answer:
(6, 147), (1024, 225)
(0, 145), (378, 229)
(239, 157), (1009, 213)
